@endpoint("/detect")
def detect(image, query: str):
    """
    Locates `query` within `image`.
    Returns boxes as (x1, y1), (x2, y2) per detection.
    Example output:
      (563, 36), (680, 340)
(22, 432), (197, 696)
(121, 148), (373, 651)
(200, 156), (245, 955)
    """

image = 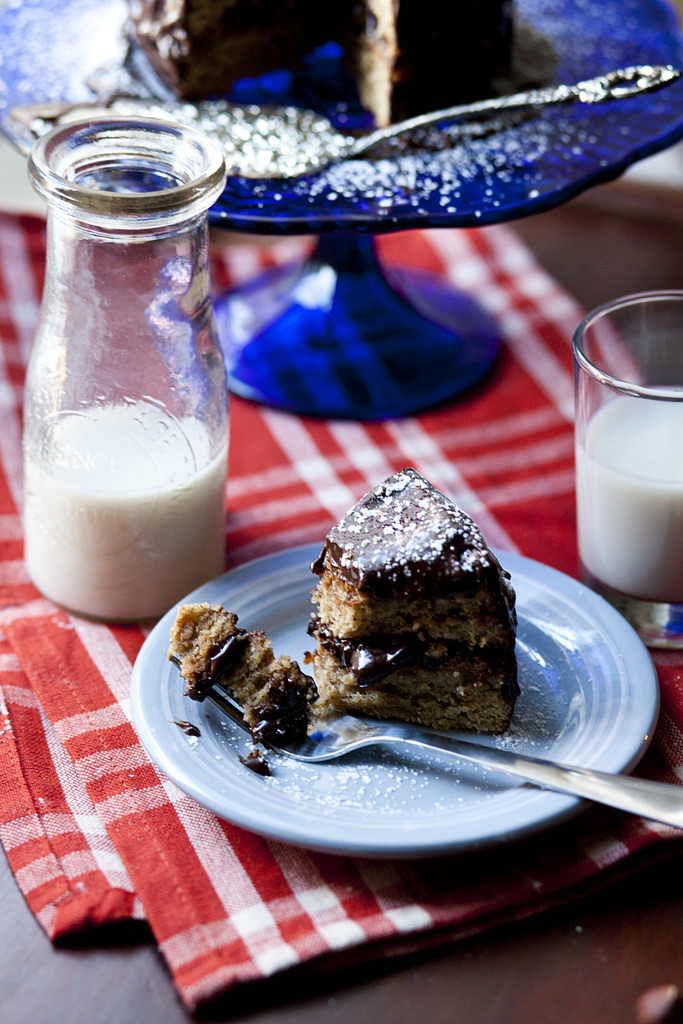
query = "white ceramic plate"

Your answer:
(130, 544), (659, 858)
